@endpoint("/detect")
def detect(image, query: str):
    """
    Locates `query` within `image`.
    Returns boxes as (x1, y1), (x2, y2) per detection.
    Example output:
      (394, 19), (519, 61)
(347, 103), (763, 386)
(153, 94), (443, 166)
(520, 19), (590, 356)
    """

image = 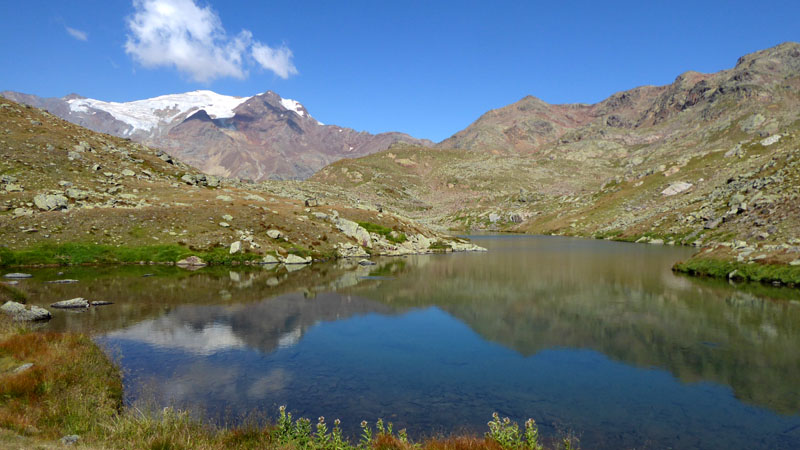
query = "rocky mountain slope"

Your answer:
(0, 97), (480, 267)
(0, 90), (432, 181)
(310, 42), (800, 280)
